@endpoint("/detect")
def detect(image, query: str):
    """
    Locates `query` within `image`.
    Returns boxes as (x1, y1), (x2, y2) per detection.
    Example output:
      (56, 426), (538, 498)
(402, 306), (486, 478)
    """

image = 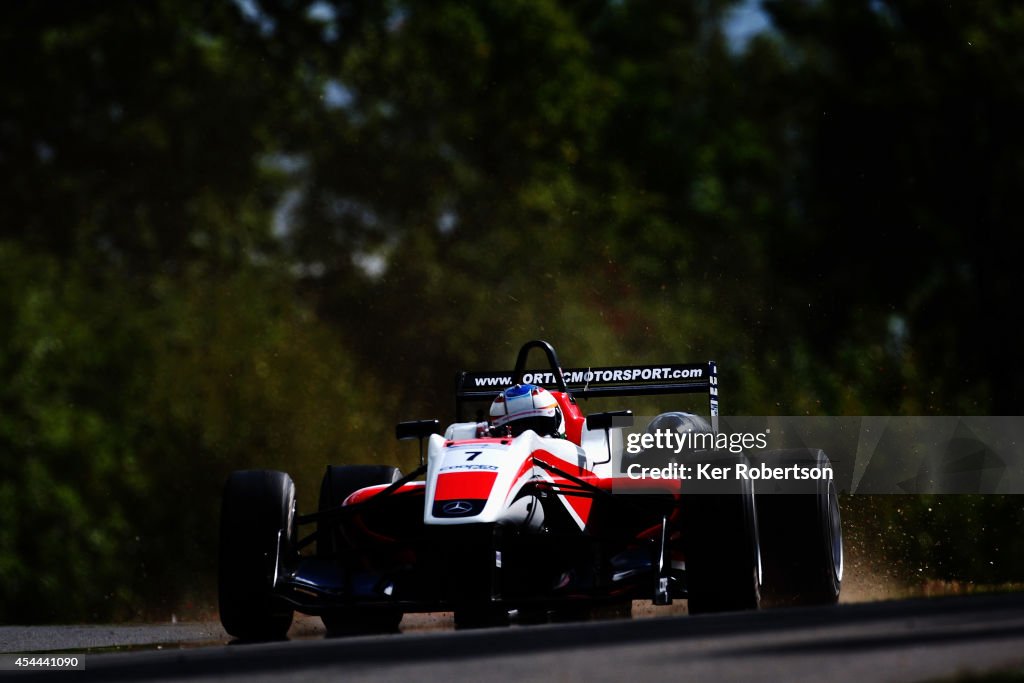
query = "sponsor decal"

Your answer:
(431, 498), (486, 517)
(441, 500), (475, 515)
(469, 364), (707, 389)
(439, 464), (500, 472)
